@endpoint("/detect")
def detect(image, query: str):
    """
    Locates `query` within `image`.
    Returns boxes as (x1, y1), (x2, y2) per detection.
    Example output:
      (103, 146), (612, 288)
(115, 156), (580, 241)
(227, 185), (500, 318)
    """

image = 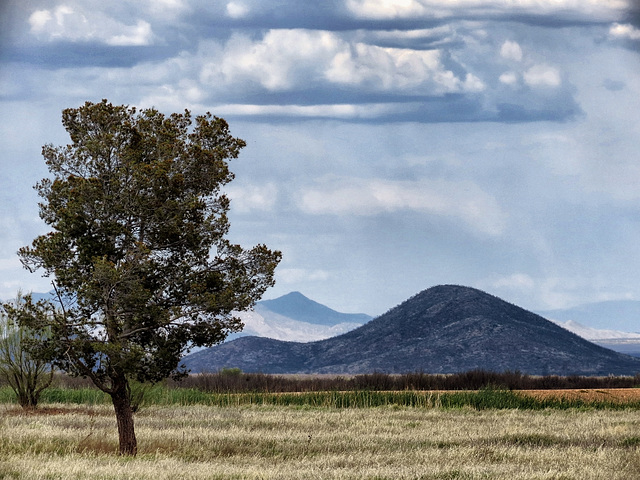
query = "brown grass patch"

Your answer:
(2, 405), (108, 417)
(516, 388), (640, 403)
